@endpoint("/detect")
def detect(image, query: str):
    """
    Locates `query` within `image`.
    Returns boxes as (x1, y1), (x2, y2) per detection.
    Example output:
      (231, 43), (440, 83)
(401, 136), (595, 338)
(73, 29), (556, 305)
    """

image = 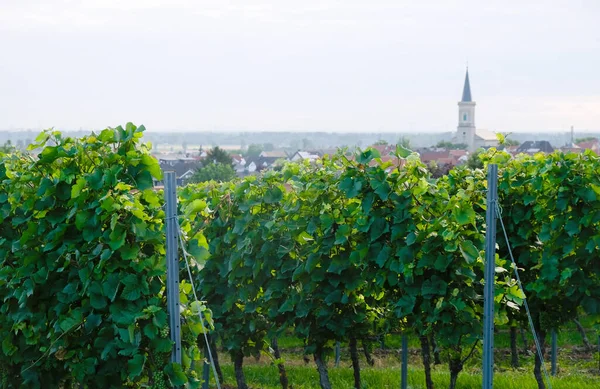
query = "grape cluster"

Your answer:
(150, 371), (168, 389)
(160, 326), (170, 338)
(0, 365), (7, 388)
